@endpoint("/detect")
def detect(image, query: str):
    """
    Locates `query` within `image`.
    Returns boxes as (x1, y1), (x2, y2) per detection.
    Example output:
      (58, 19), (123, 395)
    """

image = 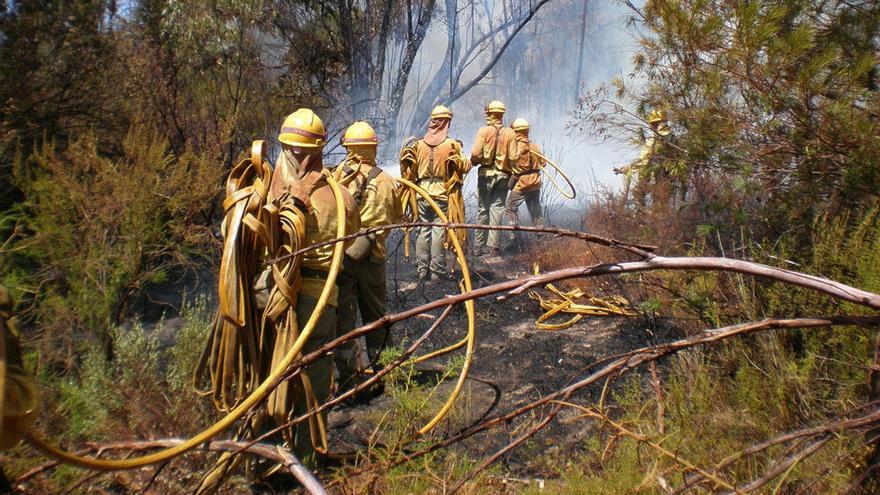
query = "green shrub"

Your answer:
(1, 126), (221, 365)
